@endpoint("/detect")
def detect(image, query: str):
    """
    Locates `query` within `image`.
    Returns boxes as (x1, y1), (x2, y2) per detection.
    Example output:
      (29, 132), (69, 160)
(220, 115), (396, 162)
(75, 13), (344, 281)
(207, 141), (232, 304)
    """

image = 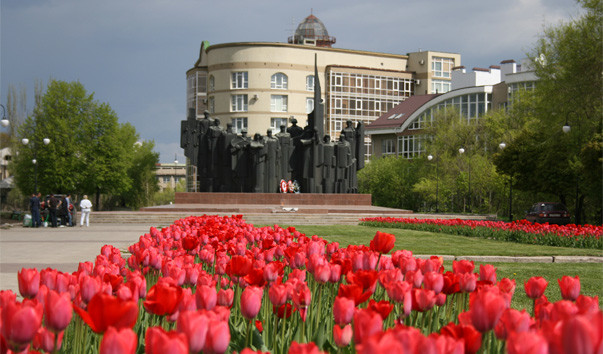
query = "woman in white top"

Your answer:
(79, 195), (93, 227)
